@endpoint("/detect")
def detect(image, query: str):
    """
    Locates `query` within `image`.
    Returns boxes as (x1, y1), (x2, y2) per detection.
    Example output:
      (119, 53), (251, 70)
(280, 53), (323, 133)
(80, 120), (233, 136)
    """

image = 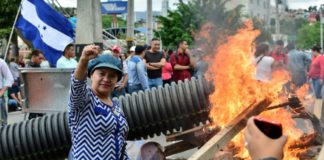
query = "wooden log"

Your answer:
(164, 141), (196, 156)
(166, 124), (220, 142)
(188, 99), (272, 160)
(165, 124), (220, 156)
(166, 125), (206, 142)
